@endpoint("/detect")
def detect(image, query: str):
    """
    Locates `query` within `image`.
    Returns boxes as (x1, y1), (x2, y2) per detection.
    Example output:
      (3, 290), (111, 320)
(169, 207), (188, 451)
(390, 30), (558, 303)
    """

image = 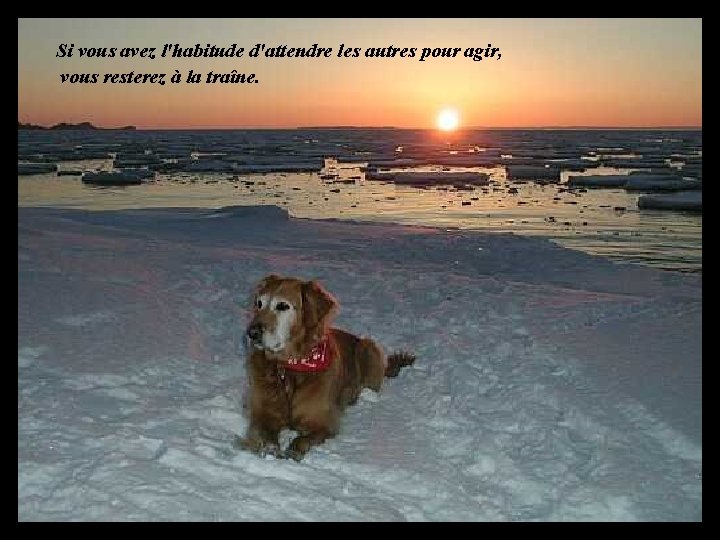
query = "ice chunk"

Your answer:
(637, 191), (702, 211)
(367, 171), (490, 186)
(81, 170), (152, 185)
(18, 163), (57, 175)
(186, 160), (235, 172)
(506, 165), (561, 182)
(623, 177), (701, 192)
(568, 175), (631, 188)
